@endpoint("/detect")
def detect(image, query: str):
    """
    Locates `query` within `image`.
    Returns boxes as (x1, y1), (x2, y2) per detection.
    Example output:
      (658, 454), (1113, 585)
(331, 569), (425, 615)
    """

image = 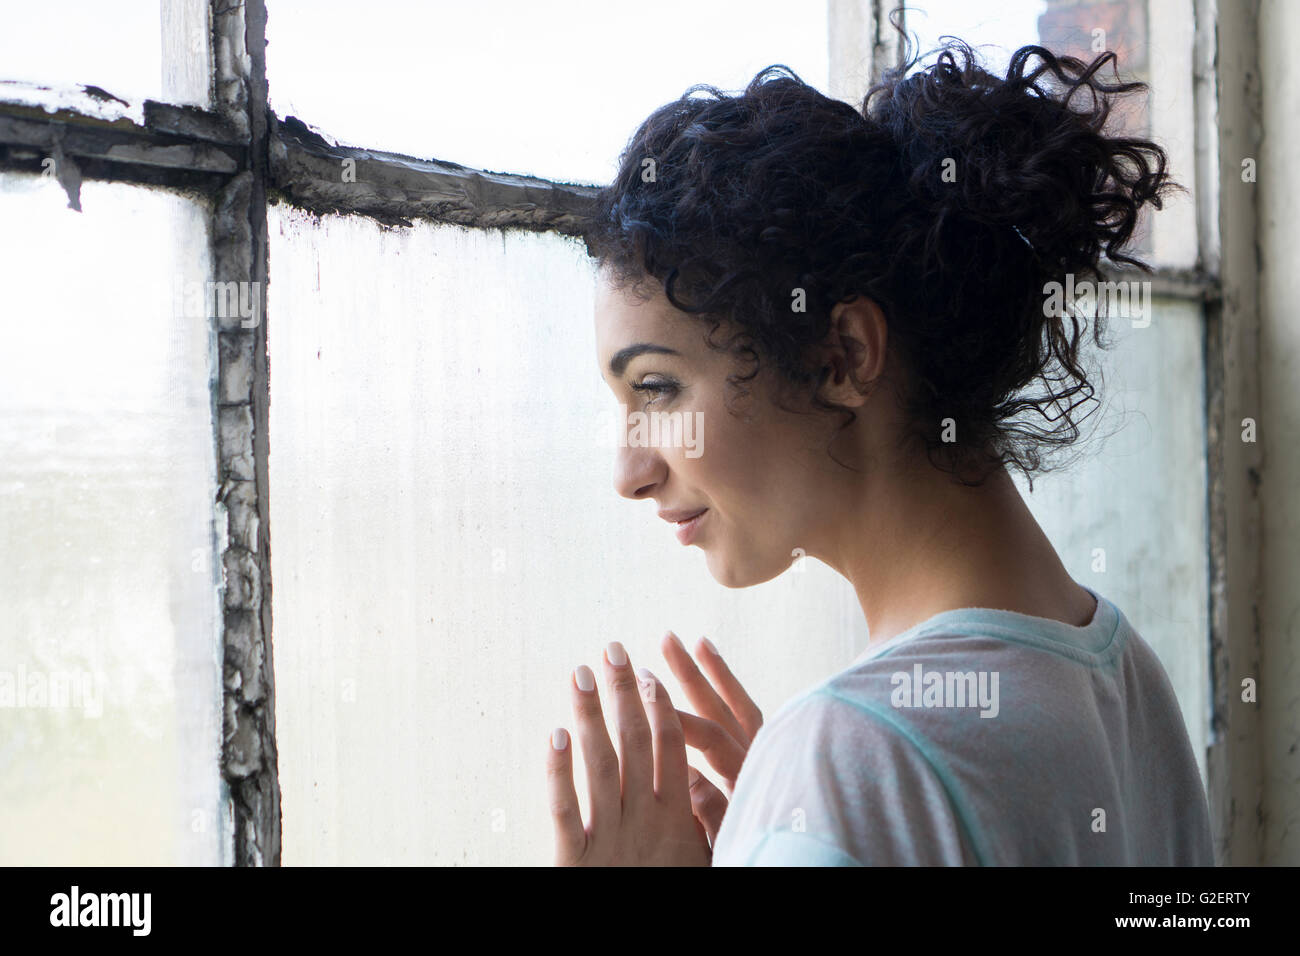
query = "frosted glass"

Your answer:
(1015, 298), (1210, 781)
(0, 175), (227, 864)
(267, 206), (869, 865)
(265, 0), (829, 184)
(0, 0), (209, 107)
(266, 227), (1208, 867)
